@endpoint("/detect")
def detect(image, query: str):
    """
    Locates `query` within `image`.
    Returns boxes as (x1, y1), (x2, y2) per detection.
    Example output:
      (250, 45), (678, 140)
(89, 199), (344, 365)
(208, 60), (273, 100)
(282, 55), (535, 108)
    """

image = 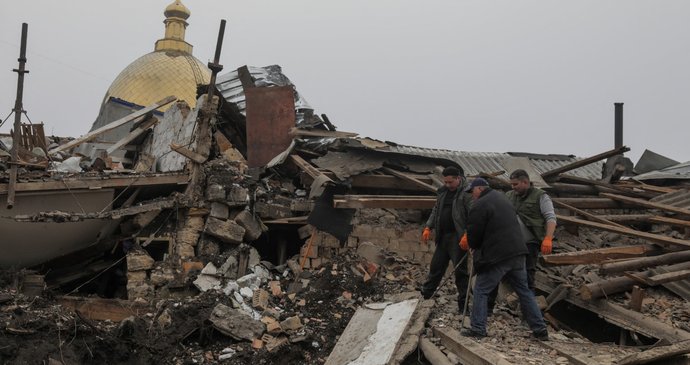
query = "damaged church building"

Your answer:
(2, 2), (690, 364)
